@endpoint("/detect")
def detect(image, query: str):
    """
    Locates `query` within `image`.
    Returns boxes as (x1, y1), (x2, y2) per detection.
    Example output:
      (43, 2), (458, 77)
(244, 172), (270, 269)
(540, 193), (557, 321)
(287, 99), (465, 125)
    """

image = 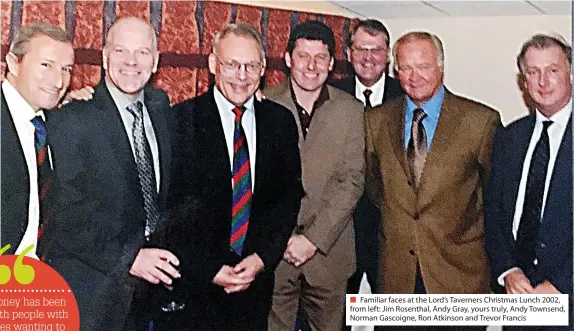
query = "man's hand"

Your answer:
(60, 86), (95, 106)
(130, 248), (180, 285)
(213, 265), (252, 293)
(533, 281), (561, 294)
(283, 234), (317, 267)
(504, 269), (535, 294)
(233, 254), (264, 282)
